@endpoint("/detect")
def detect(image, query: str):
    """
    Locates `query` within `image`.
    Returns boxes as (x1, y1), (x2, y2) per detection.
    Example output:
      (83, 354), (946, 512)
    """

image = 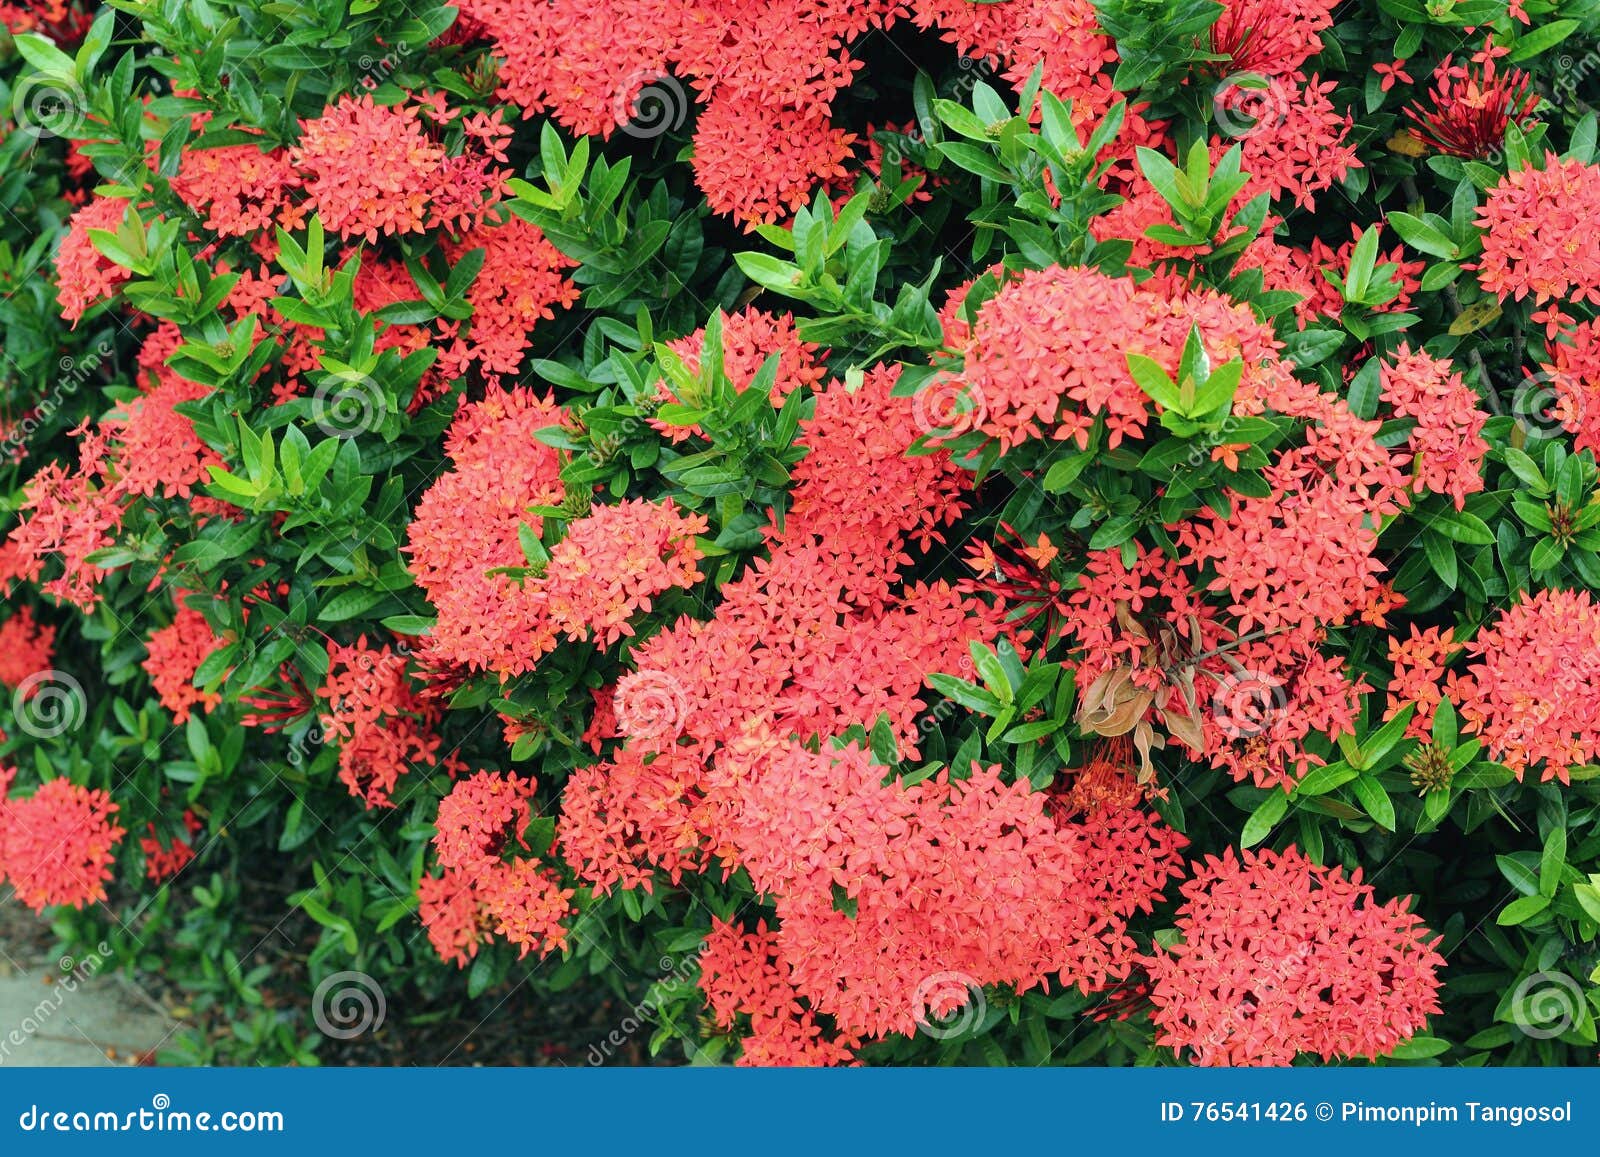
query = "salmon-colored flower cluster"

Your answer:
(701, 737), (1186, 1053)
(1451, 588), (1600, 783)
(455, 0), (1155, 225)
(0, 779), (125, 912)
(1544, 318), (1600, 457)
(650, 307), (827, 444)
(1385, 625), (1462, 740)
(142, 599), (225, 723)
(419, 771), (575, 965)
(1147, 847), (1444, 1066)
(407, 391), (709, 676)
(316, 637), (443, 807)
(1475, 154), (1600, 305)
(405, 387), (569, 675)
(289, 94), (510, 242)
(1378, 346), (1489, 510)
(0, 606), (56, 693)
(55, 195), (134, 324)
